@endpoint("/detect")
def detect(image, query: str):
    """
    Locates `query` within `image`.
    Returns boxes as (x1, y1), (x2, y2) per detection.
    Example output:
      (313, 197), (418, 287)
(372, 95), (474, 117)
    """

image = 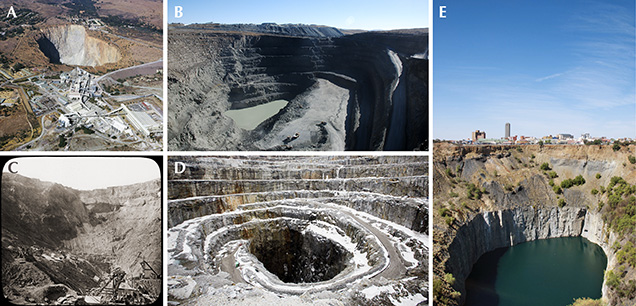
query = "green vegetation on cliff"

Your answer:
(433, 143), (636, 306)
(568, 297), (605, 306)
